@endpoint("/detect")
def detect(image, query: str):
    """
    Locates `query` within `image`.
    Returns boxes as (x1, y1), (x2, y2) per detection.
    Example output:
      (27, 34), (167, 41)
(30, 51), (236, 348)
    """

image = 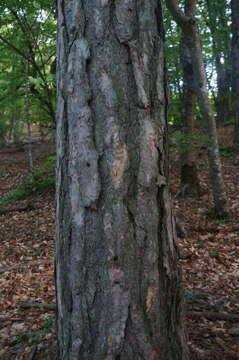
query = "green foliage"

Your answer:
(224, 118), (235, 126)
(0, 155), (56, 204)
(43, 317), (54, 330)
(0, 0), (56, 139)
(15, 317), (54, 344)
(219, 144), (233, 158)
(4, 246), (18, 255)
(171, 131), (213, 153)
(0, 120), (8, 135)
(165, 0), (232, 126)
(20, 245), (44, 258)
(165, 8), (183, 126)
(193, 241), (204, 249)
(16, 332), (40, 343)
(208, 247), (220, 258)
